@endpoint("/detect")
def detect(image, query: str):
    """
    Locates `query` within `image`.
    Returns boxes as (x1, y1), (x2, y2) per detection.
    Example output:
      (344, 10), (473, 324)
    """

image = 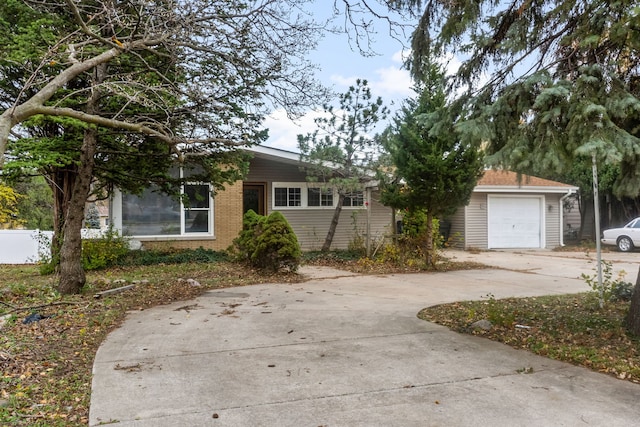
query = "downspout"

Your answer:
(559, 189), (575, 247)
